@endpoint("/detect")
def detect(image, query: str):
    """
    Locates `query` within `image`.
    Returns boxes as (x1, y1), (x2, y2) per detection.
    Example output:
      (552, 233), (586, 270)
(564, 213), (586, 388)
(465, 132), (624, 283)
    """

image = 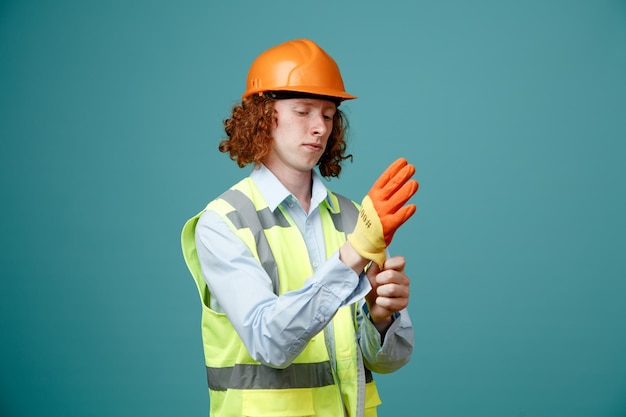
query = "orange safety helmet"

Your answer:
(242, 39), (356, 102)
